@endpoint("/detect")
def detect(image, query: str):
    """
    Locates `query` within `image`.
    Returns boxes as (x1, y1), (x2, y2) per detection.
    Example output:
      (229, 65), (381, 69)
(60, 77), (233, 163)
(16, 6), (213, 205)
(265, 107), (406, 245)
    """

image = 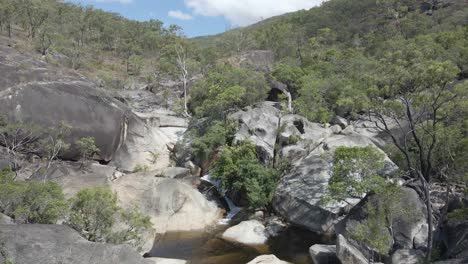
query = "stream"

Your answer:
(147, 175), (328, 264)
